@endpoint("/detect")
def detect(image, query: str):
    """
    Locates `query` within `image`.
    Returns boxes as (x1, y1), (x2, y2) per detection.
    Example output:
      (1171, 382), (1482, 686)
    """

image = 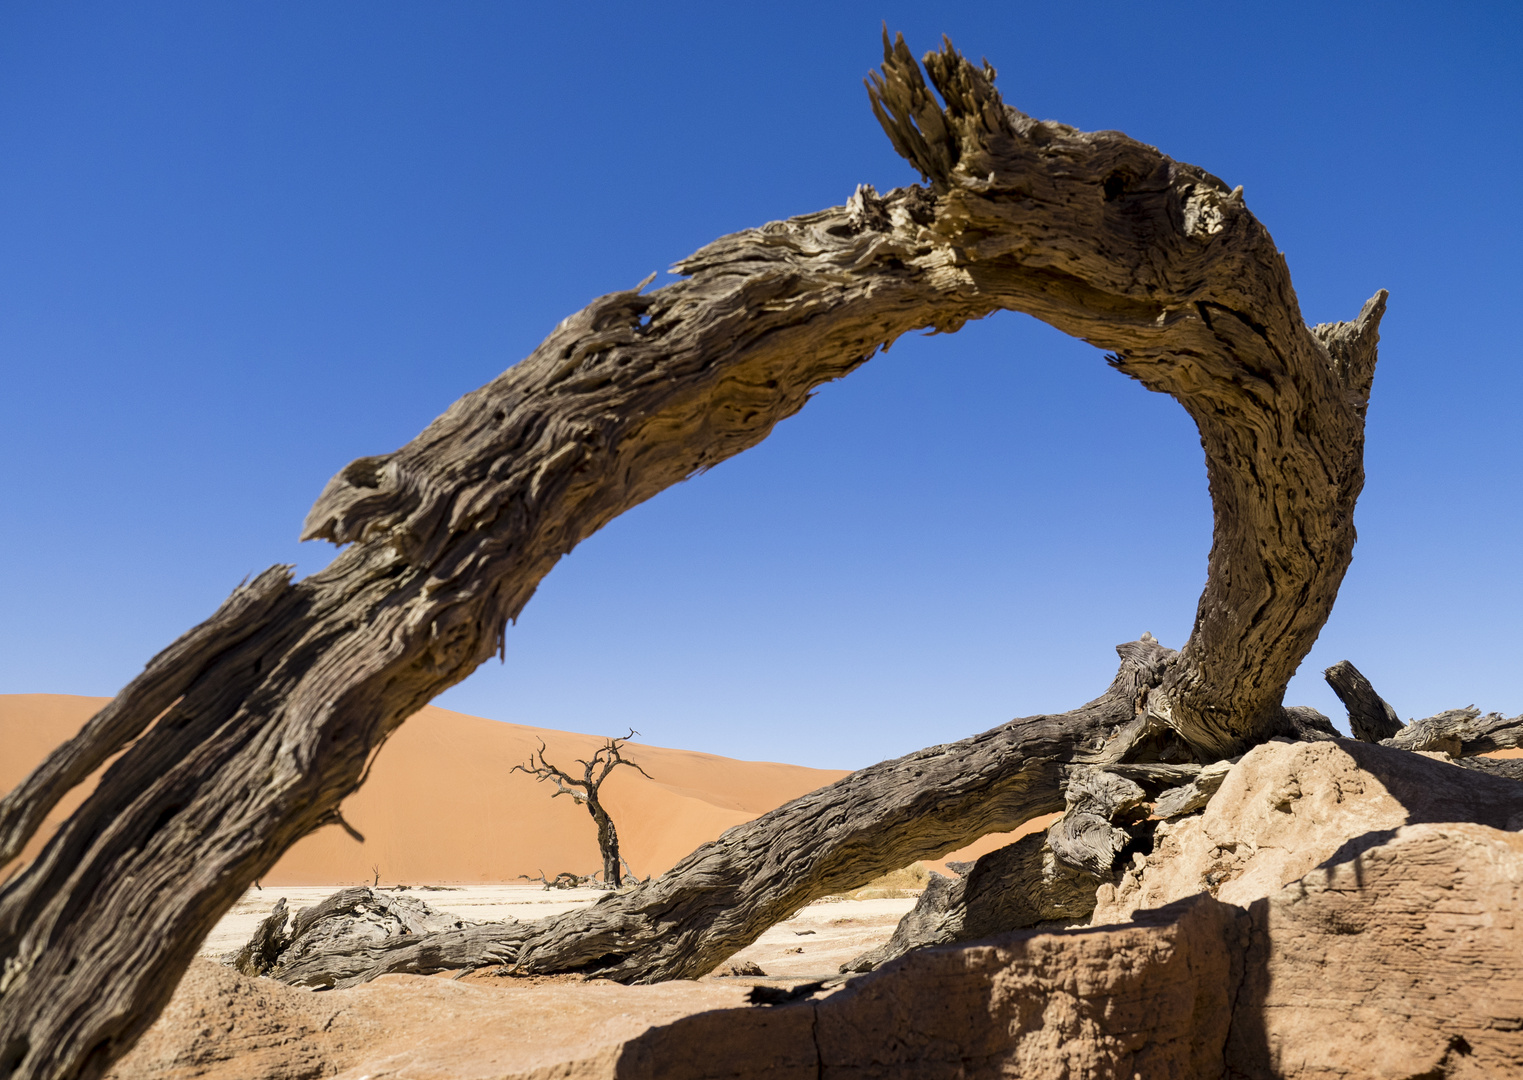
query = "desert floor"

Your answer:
(202, 882), (919, 980)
